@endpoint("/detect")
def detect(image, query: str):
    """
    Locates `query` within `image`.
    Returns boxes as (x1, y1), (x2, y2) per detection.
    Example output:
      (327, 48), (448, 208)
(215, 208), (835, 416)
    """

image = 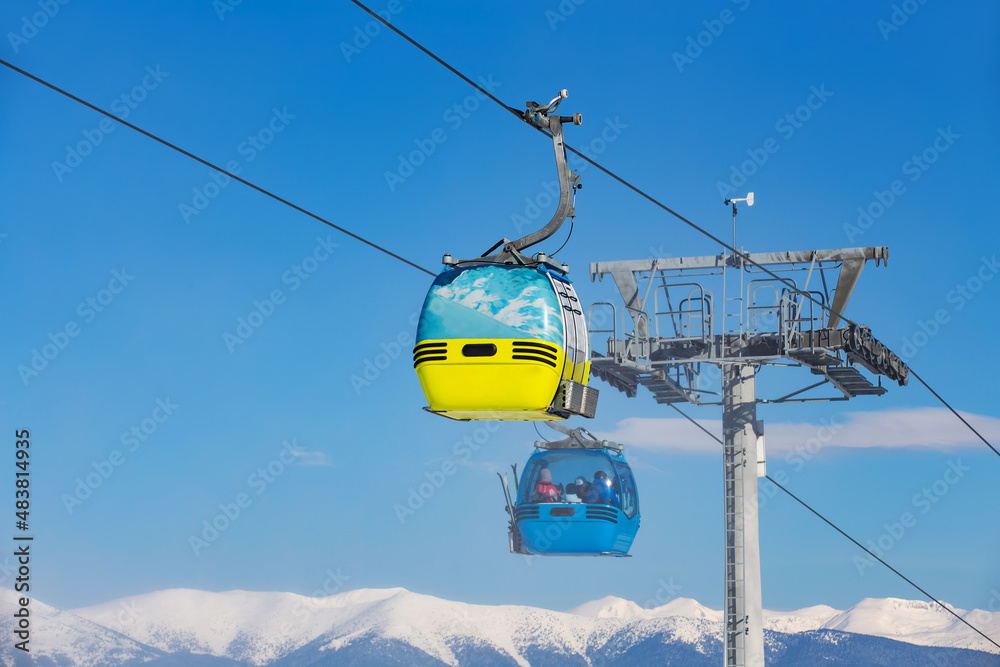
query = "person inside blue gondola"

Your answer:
(585, 470), (620, 507)
(531, 467), (562, 503)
